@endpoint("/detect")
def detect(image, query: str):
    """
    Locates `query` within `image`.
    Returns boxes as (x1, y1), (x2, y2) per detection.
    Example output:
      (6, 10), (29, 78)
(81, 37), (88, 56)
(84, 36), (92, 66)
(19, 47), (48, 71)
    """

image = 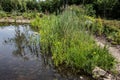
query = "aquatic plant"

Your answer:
(31, 7), (116, 74)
